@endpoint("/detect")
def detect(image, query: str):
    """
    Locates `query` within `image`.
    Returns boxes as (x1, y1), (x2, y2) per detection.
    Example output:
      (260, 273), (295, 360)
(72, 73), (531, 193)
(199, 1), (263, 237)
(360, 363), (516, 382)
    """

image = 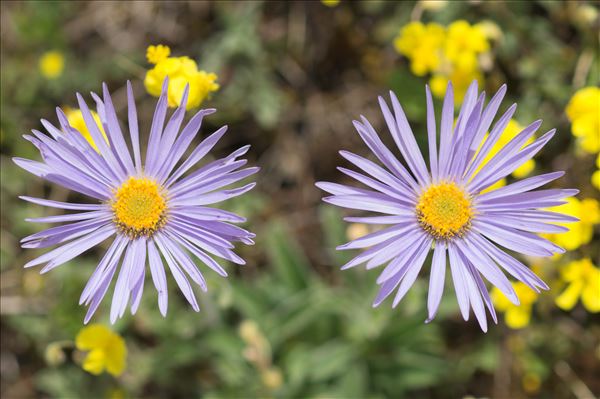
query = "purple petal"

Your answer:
(147, 239), (168, 316)
(426, 241), (446, 322)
